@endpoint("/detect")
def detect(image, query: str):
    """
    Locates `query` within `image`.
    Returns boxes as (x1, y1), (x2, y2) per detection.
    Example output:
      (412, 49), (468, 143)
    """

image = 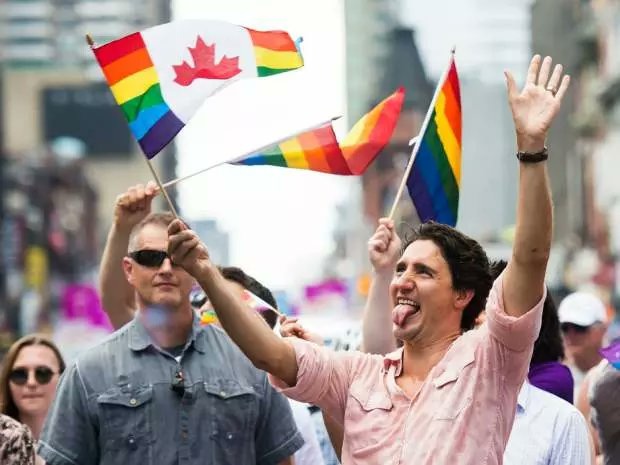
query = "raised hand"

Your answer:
(505, 55), (570, 152)
(113, 181), (158, 232)
(167, 219), (212, 277)
(278, 315), (324, 346)
(367, 218), (402, 274)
